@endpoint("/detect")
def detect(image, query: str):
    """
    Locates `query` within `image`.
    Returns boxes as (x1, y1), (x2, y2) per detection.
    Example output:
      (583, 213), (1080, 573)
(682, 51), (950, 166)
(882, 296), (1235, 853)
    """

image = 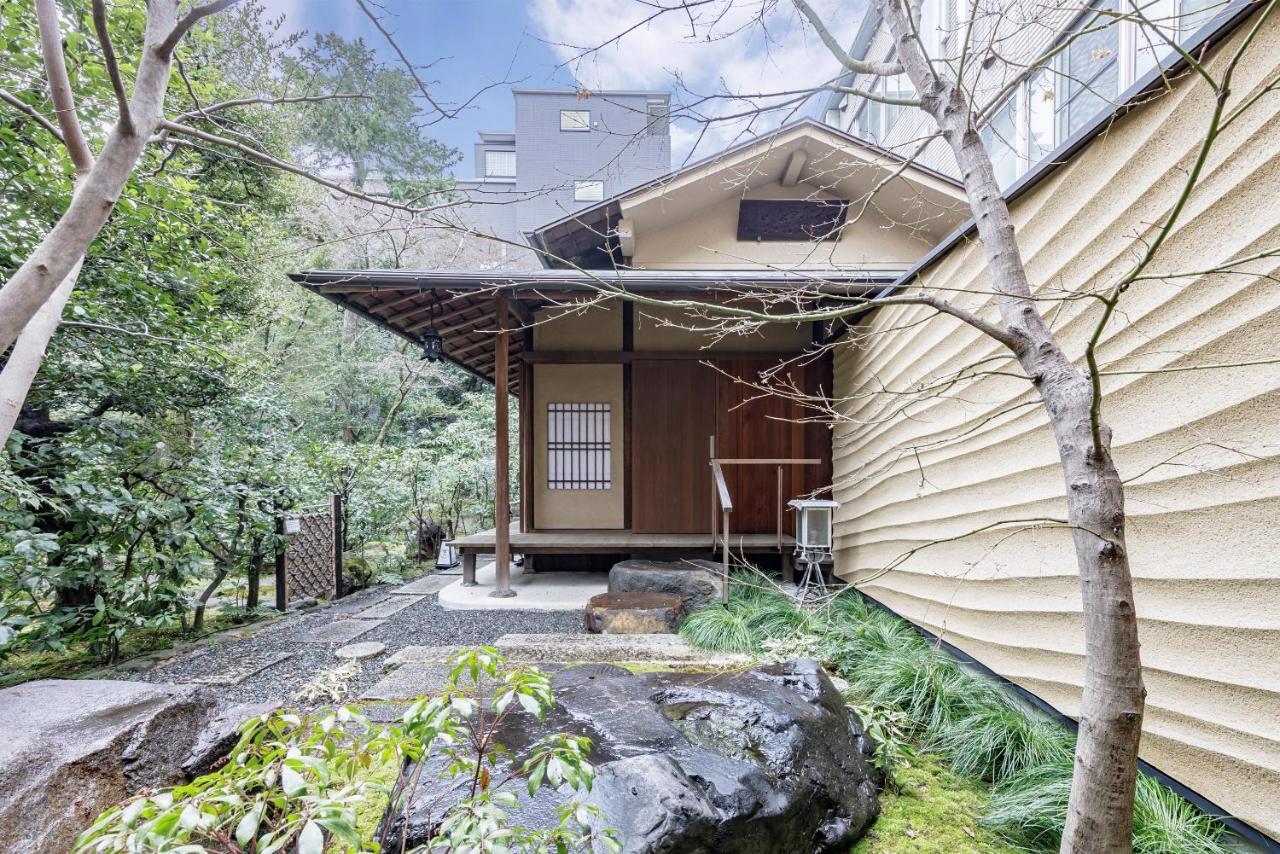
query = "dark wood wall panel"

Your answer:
(715, 358), (828, 534)
(631, 360), (716, 533)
